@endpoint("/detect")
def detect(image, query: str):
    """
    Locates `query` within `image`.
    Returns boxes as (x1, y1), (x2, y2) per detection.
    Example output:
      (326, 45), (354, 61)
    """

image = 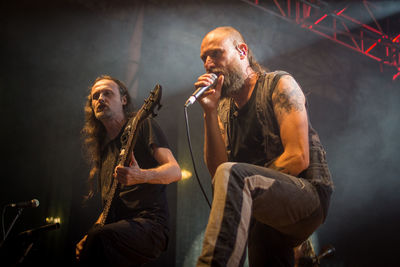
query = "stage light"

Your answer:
(181, 169), (192, 180)
(45, 216), (61, 224)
